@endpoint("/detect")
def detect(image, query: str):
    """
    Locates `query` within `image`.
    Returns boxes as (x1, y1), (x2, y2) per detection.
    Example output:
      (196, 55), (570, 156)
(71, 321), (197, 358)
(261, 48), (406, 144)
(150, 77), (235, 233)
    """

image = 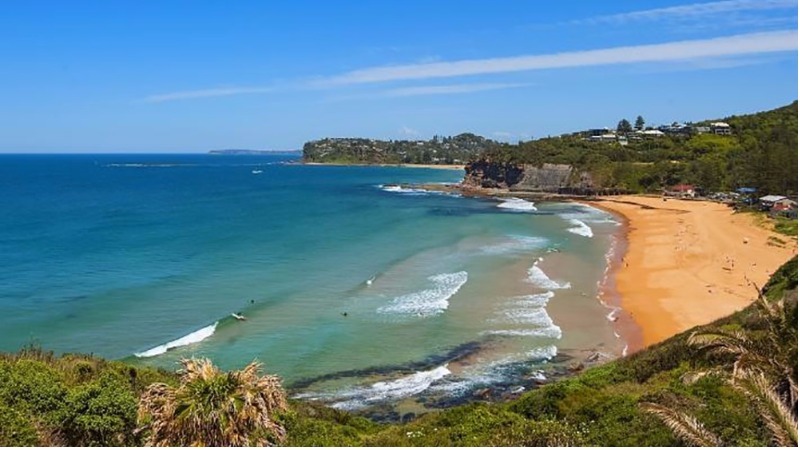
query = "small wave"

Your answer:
(484, 328), (563, 339)
(496, 197), (537, 212)
(528, 345), (558, 361)
(511, 291), (555, 308)
(527, 264), (571, 290)
(480, 235), (548, 255)
(567, 219), (594, 238)
(495, 308), (555, 326)
(298, 365), (451, 411)
(377, 271), (468, 318)
(430, 346), (557, 395)
(377, 184), (462, 198)
(380, 184), (427, 195)
(134, 322), (218, 358)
